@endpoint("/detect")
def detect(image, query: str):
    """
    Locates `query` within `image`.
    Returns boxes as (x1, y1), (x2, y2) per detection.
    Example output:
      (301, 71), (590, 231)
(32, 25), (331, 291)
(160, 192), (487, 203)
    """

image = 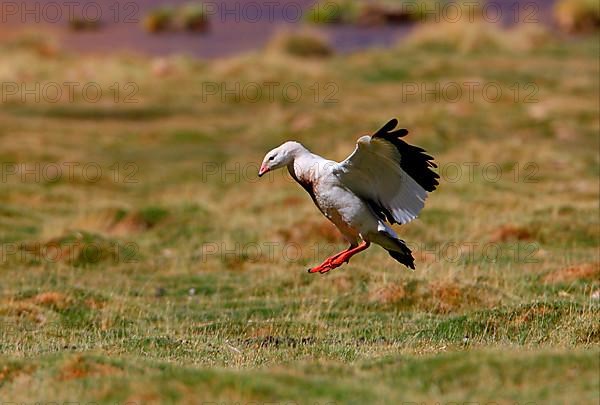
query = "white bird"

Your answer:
(258, 119), (439, 274)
